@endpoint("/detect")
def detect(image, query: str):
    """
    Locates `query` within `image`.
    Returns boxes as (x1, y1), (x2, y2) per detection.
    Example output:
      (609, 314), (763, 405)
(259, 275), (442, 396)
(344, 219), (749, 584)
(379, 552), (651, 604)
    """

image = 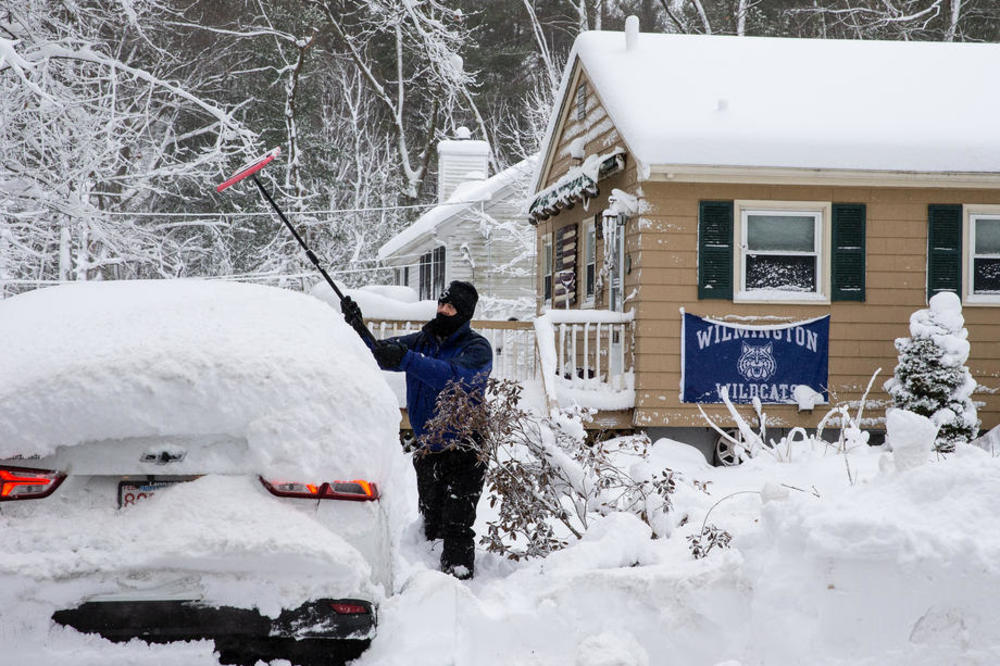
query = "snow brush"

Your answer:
(216, 147), (377, 345)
